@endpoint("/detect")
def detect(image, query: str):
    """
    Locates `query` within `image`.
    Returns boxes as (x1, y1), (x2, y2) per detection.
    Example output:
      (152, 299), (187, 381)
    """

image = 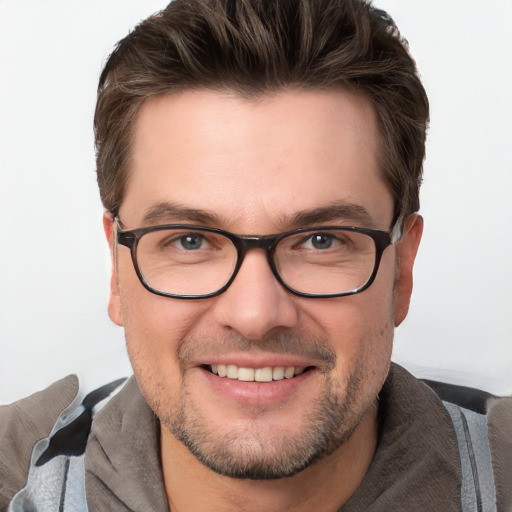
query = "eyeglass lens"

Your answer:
(134, 227), (378, 297)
